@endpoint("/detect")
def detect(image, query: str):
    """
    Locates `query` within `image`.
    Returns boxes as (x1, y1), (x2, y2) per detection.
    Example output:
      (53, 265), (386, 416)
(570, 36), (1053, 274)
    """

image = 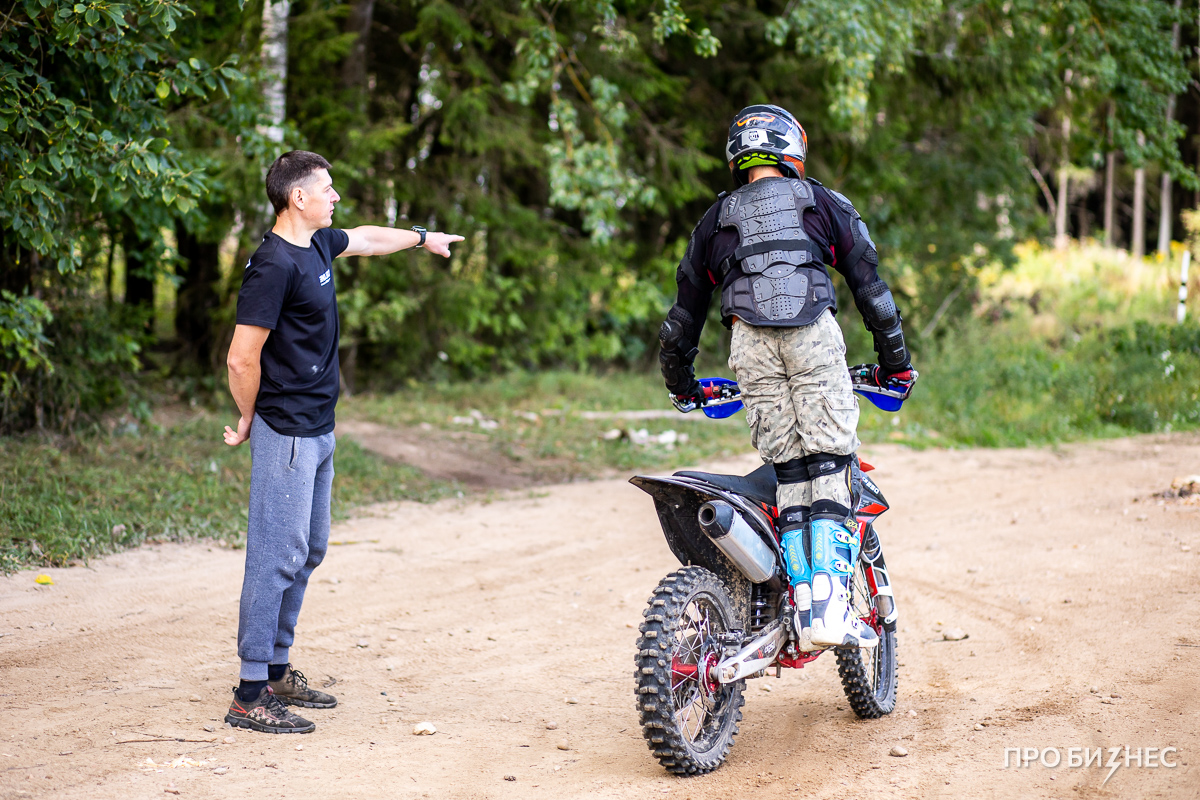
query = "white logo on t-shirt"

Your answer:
(318, 268), (331, 286)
